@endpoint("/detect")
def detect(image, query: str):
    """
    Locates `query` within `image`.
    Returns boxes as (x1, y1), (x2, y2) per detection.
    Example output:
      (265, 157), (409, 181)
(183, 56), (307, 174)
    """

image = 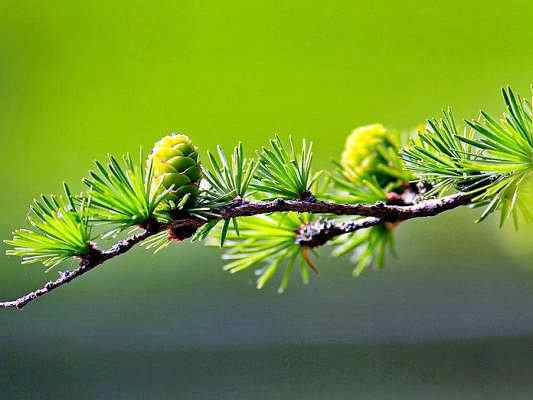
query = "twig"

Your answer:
(0, 228), (158, 310)
(0, 192), (472, 309)
(296, 217), (384, 247)
(293, 192), (474, 246)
